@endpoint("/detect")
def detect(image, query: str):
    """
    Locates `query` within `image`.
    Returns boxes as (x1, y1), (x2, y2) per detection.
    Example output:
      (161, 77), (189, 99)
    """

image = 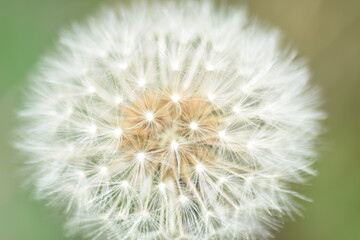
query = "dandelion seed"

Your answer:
(205, 63), (215, 71)
(87, 86), (96, 94)
(171, 63), (180, 71)
(114, 96), (123, 104)
(158, 182), (166, 191)
(118, 62), (128, 70)
(98, 166), (108, 176)
(145, 112), (155, 122)
(140, 210), (149, 217)
(207, 94), (216, 102)
(170, 140), (179, 150)
(136, 152), (146, 162)
(218, 130), (227, 139)
(189, 122), (198, 130)
(195, 164), (205, 173)
(88, 125), (97, 134)
(138, 78), (146, 87)
(219, 176), (228, 184)
(179, 195), (188, 204)
(232, 105), (240, 114)
(76, 170), (86, 179)
(113, 128), (122, 137)
(121, 181), (129, 188)
(170, 94), (180, 103)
